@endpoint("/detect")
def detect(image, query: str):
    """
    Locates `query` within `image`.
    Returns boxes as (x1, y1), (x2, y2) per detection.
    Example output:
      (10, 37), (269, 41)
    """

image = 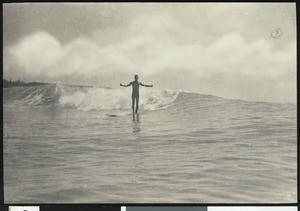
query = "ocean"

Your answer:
(3, 84), (297, 203)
